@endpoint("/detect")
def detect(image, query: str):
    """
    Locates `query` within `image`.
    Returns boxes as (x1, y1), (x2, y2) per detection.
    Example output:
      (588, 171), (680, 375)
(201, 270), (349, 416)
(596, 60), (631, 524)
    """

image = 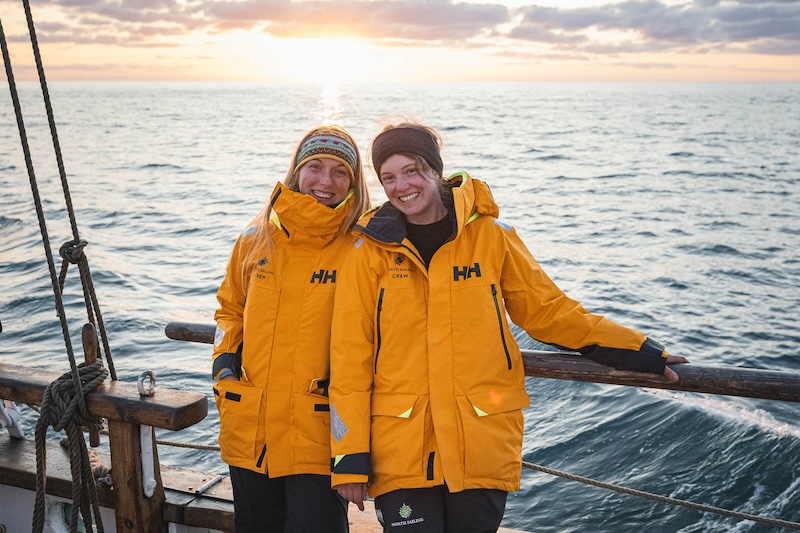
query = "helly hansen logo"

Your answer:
(453, 262), (481, 281)
(310, 269), (337, 284)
